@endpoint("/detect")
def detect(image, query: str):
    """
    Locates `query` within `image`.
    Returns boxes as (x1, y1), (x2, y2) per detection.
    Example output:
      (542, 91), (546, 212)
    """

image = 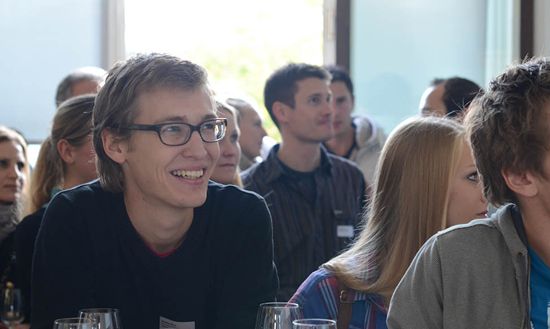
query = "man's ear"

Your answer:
(57, 139), (75, 164)
(272, 101), (290, 125)
(502, 168), (538, 198)
(101, 129), (128, 164)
